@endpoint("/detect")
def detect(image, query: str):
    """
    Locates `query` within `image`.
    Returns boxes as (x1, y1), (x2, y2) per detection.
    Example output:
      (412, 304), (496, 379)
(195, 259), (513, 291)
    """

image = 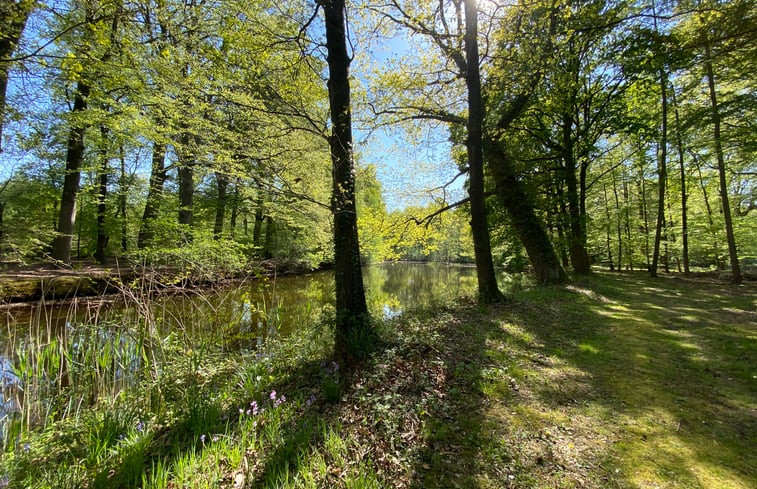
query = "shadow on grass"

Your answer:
(100, 272), (755, 488)
(499, 272), (757, 488)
